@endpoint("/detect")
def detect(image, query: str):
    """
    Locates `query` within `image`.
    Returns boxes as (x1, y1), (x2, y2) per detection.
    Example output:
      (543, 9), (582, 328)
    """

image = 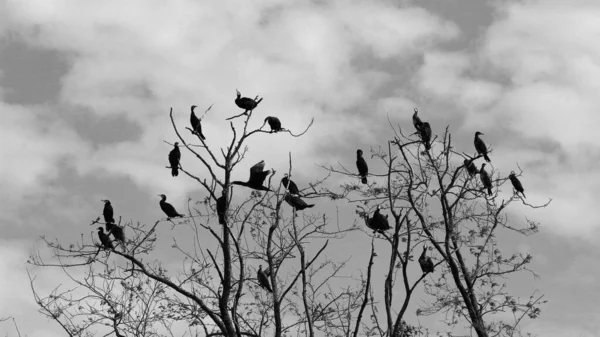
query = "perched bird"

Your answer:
(366, 206), (390, 233)
(216, 194), (227, 225)
(168, 143), (181, 177)
(235, 89), (263, 113)
(479, 163), (493, 196)
(232, 160), (272, 191)
(508, 171), (526, 198)
(106, 222), (125, 244)
(284, 194), (315, 211)
(464, 158), (479, 177)
(257, 265), (273, 293)
(418, 245), (435, 274)
(102, 199), (115, 224)
(419, 122), (432, 150)
(97, 227), (114, 250)
(281, 174), (300, 195)
(158, 194), (185, 218)
(189, 105), (206, 140)
(356, 149), (368, 184)
(265, 116), (282, 133)
(474, 132), (491, 162)
(412, 108), (423, 133)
